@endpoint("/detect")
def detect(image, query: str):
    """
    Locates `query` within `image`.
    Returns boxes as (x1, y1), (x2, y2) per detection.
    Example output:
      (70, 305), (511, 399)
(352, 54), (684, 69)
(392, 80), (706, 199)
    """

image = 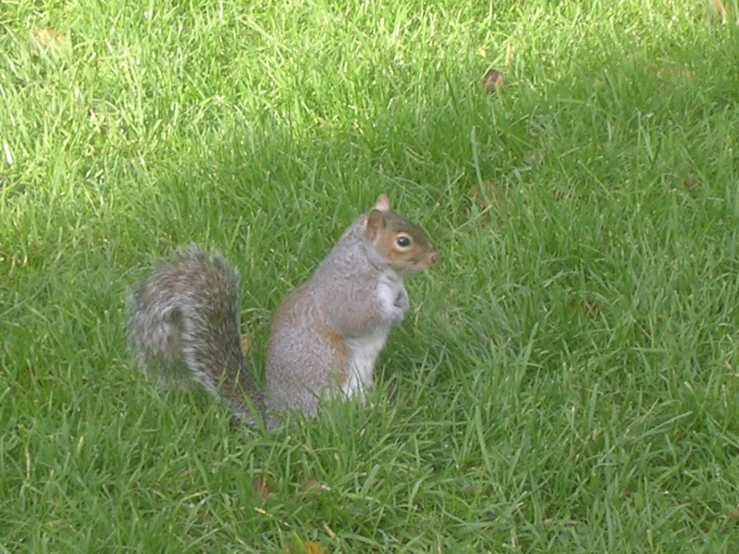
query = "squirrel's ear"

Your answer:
(366, 209), (386, 242)
(374, 194), (391, 212)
